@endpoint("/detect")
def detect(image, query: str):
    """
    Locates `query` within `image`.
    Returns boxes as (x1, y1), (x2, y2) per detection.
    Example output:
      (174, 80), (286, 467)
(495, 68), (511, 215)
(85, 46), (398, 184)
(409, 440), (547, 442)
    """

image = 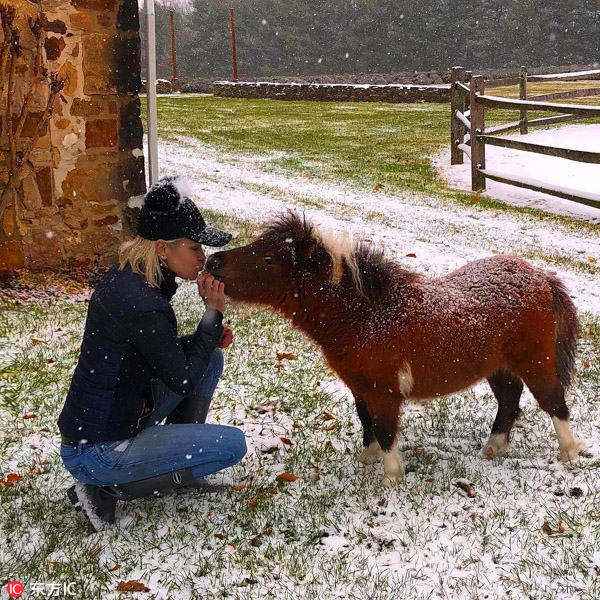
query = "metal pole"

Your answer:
(228, 7), (238, 81)
(145, 0), (159, 185)
(170, 10), (179, 92)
